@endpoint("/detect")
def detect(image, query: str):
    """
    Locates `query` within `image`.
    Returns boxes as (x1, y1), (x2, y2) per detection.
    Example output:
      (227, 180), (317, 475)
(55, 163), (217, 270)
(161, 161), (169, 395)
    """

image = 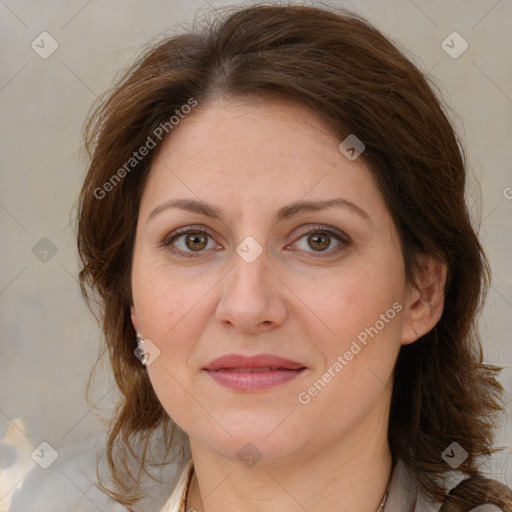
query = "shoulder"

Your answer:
(388, 459), (512, 512)
(9, 436), (128, 512)
(438, 474), (512, 512)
